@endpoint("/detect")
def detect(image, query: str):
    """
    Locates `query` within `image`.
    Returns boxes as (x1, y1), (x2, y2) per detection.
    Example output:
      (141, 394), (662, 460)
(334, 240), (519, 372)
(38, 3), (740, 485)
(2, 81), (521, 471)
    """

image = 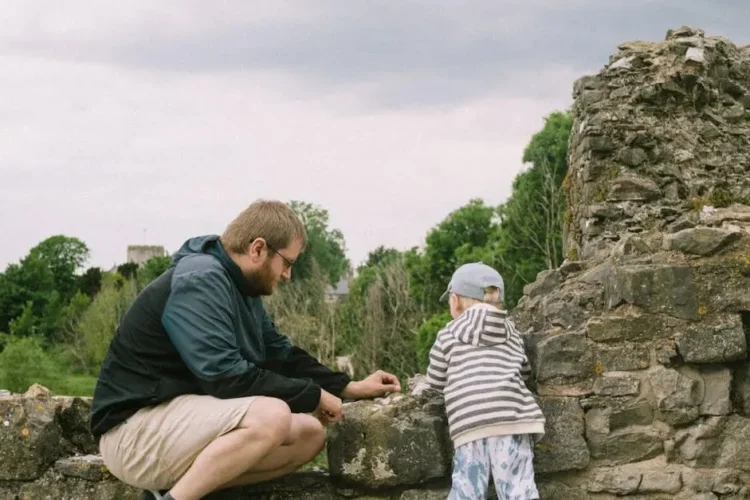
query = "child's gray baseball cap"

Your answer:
(439, 262), (504, 302)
